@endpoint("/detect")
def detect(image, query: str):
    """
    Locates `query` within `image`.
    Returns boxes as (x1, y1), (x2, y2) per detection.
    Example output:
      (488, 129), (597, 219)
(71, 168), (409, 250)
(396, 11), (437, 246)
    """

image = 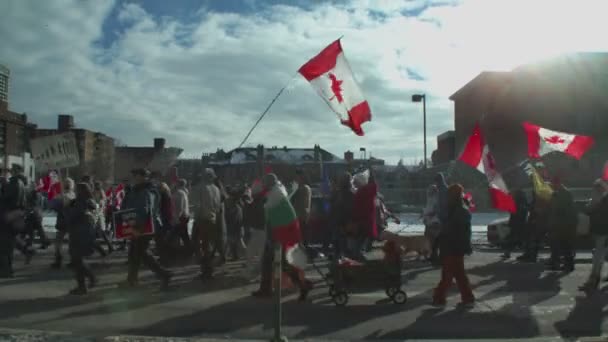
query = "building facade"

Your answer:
(0, 64), (9, 103)
(114, 138), (183, 183)
(32, 114), (115, 184)
(450, 53), (608, 189)
(0, 97), (36, 183)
